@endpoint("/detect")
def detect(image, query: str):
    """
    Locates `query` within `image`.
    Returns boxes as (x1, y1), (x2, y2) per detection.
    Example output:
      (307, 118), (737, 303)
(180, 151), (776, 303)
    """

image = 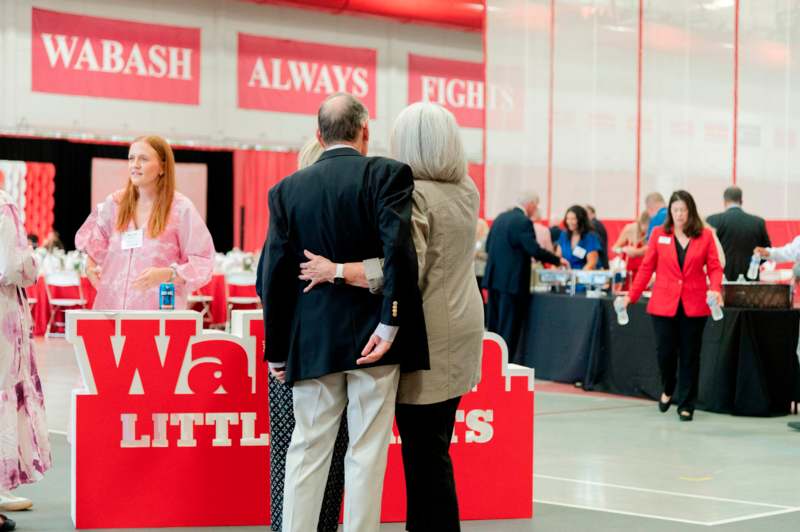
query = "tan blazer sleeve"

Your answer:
(362, 192), (429, 294)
